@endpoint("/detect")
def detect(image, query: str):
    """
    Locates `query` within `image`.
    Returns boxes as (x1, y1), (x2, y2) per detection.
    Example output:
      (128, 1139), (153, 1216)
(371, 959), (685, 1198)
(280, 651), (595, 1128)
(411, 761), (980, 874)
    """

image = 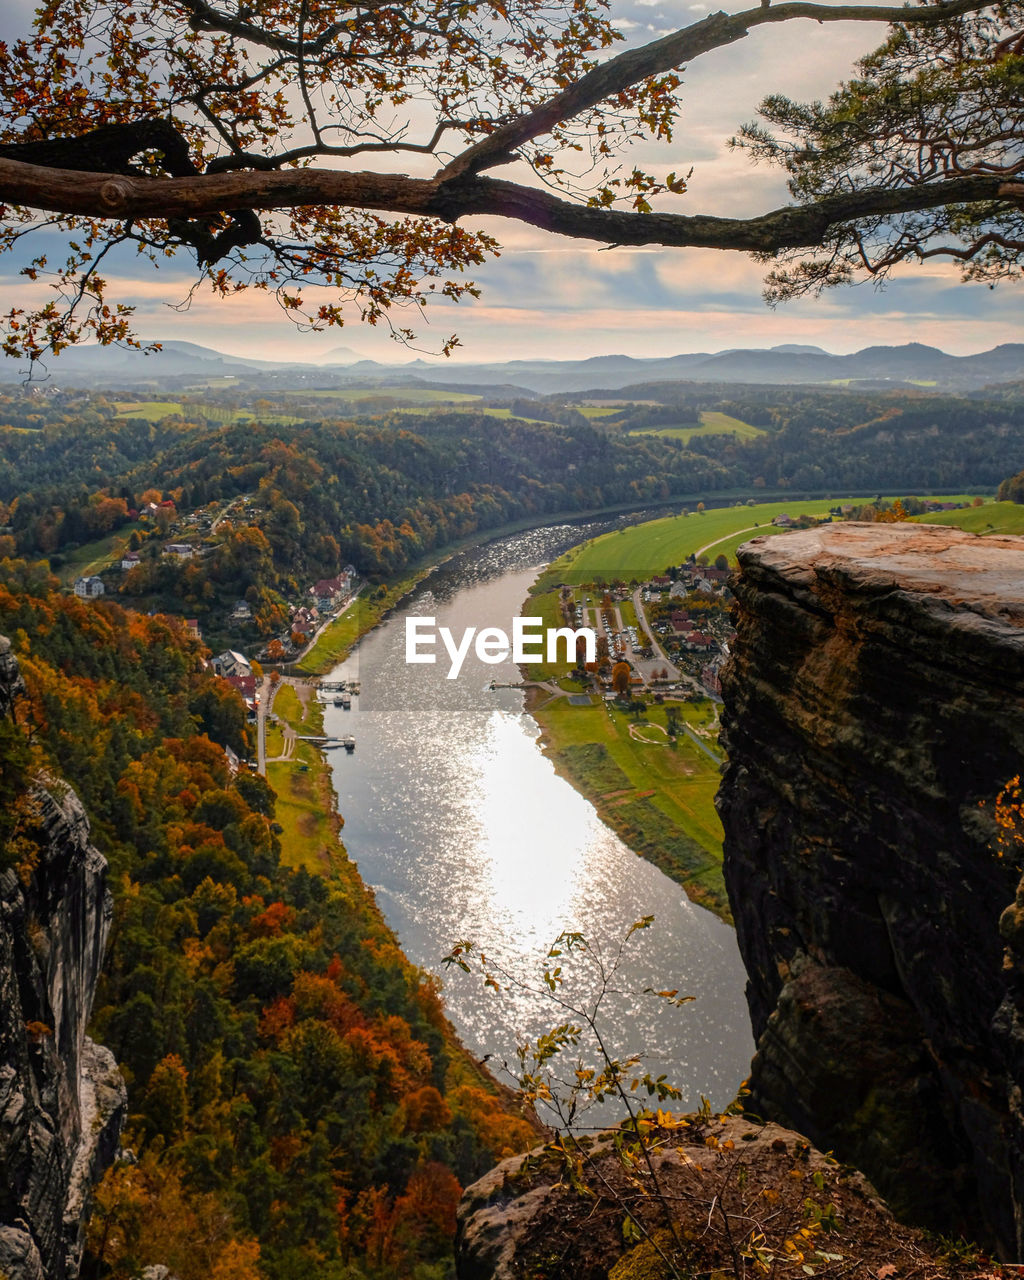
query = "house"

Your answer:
(701, 657), (725, 696)
(185, 618), (202, 639)
(73, 576), (105, 598)
(230, 600), (252, 622)
(311, 572), (351, 611)
(212, 650), (252, 679)
(164, 542), (195, 559)
(650, 574), (671, 590)
(772, 513), (795, 527)
(225, 674), (257, 710)
(685, 631), (716, 652)
(121, 550), (141, 571)
(668, 581), (688, 599)
(670, 612), (693, 634)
